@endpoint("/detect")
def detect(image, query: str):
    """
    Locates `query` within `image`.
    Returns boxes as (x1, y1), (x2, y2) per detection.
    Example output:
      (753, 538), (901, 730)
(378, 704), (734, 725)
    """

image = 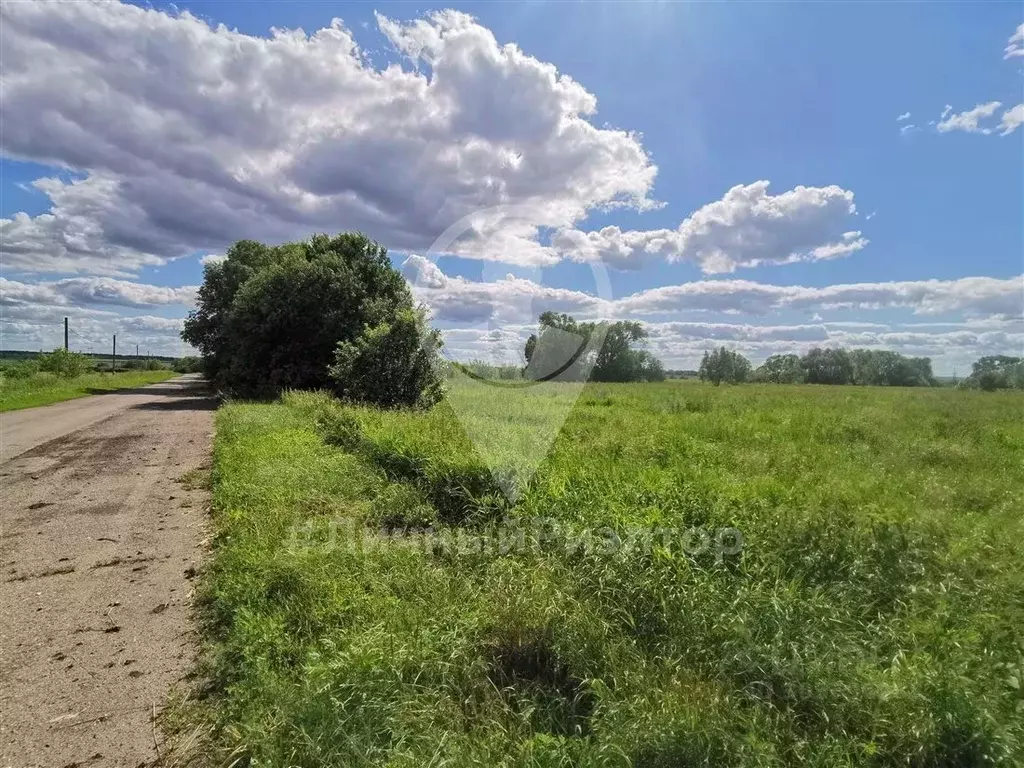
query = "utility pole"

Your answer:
(112, 334), (116, 373)
(64, 317), (69, 351)
(136, 343), (140, 359)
